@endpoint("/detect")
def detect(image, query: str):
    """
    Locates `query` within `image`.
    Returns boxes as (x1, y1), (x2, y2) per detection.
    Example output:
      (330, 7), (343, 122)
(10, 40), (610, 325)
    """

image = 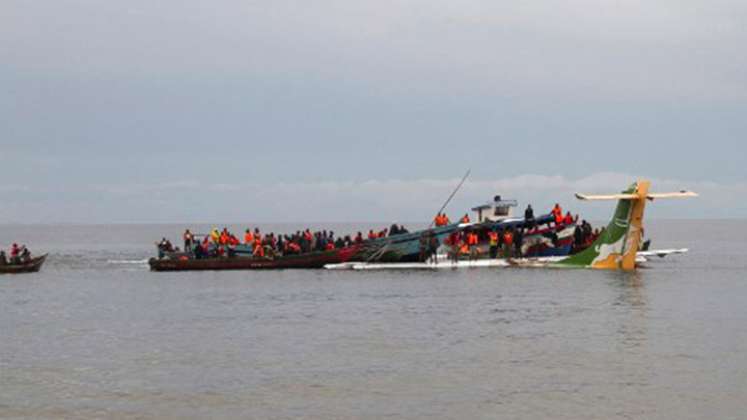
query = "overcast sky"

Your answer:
(1, 0), (745, 223)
